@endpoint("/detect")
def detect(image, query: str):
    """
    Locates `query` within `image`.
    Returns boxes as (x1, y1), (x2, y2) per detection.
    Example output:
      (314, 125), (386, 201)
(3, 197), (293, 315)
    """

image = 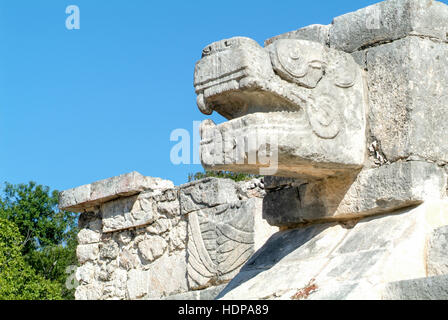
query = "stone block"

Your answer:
(119, 249), (139, 271)
(138, 236), (167, 262)
(426, 226), (448, 276)
(366, 37), (448, 163)
(235, 178), (265, 200)
(77, 244), (99, 264)
(264, 0), (448, 53)
(264, 24), (330, 46)
(127, 269), (150, 300)
(99, 240), (119, 260)
(75, 284), (102, 300)
(125, 253), (189, 300)
(179, 178), (239, 214)
(76, 263), (96, 285)
(77, 229), (102, 245)
(59, 171), (174, 212)
(381, 275), (448, 300)
(101, 195), (155, 233)
(145, 252), (189, 299)
(263, 161), (447, 226)
(329, 0), (448, 52)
